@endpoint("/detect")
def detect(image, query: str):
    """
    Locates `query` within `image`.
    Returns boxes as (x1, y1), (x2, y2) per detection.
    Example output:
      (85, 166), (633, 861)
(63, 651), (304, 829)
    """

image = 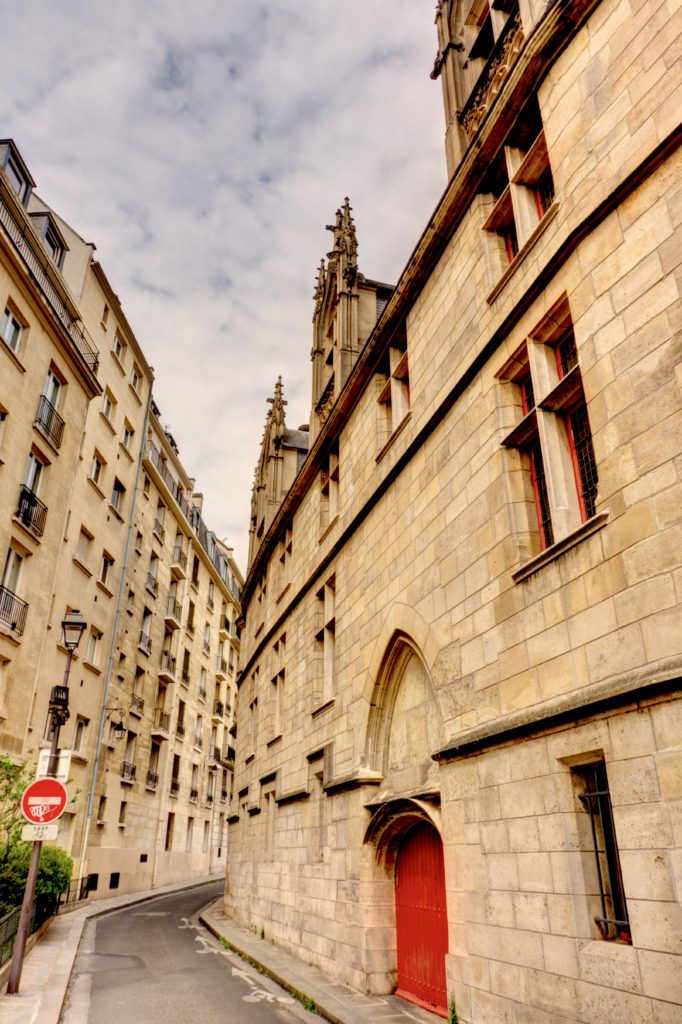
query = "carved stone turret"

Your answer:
(310, 199), (393, 443)
(247, 378), (309, 569)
